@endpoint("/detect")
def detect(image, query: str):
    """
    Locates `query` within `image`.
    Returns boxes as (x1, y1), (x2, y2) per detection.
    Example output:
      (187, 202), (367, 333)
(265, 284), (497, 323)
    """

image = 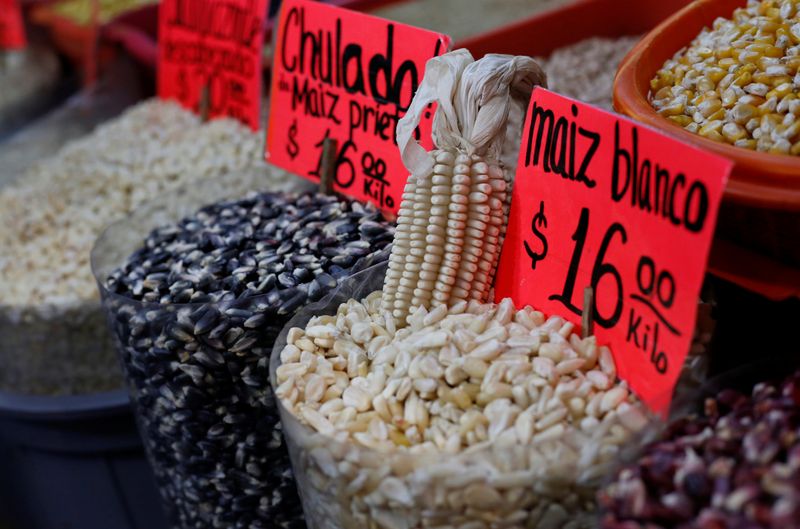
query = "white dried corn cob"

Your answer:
(382, 148), (513, 322)
(384, 50), (547, 325)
